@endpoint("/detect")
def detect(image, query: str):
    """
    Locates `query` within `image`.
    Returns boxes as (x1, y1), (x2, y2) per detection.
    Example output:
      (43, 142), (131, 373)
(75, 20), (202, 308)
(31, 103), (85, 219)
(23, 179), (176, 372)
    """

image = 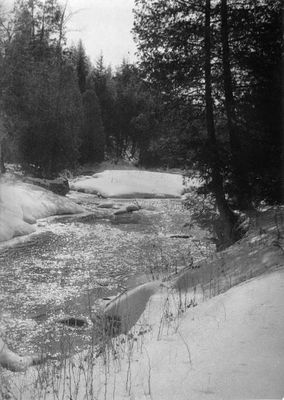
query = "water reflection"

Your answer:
(0, 196), (213, 356)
